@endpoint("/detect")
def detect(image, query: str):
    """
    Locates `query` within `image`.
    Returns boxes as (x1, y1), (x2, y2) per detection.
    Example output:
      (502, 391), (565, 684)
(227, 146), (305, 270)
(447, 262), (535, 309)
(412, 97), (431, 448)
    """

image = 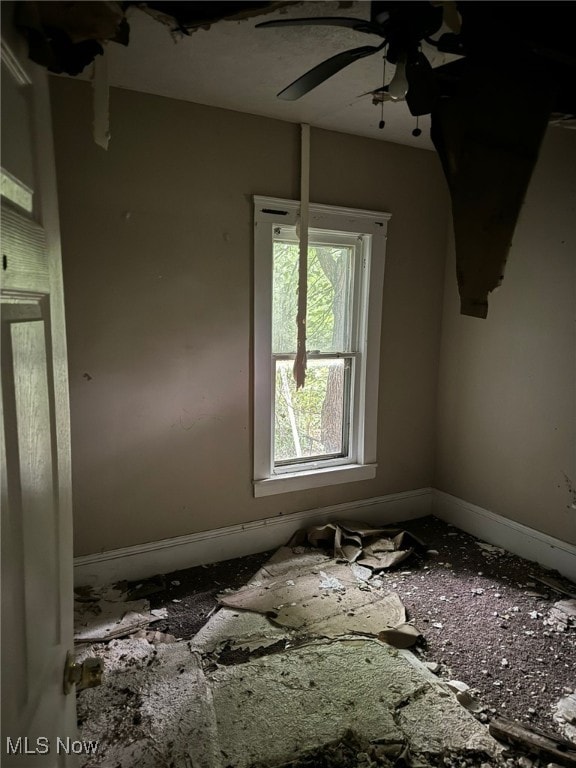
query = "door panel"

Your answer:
(13, 317), (59, 674)
(2, 299), (67, 765)
(1, 20), (77, 766)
